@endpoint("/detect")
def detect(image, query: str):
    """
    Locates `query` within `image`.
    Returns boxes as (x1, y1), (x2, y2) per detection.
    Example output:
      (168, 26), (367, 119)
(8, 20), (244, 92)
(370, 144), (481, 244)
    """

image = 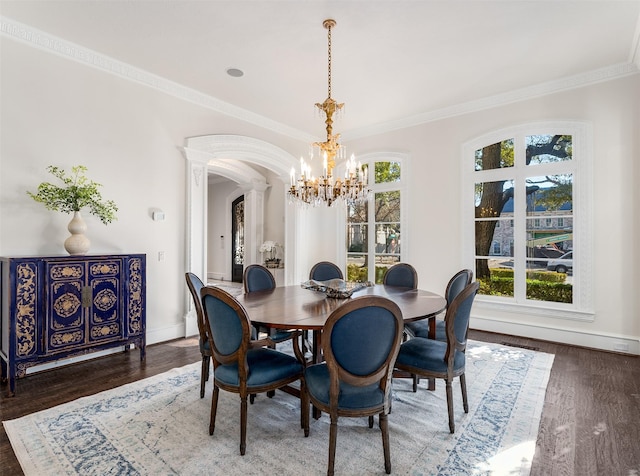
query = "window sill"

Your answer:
(474, 296), (595, 322)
